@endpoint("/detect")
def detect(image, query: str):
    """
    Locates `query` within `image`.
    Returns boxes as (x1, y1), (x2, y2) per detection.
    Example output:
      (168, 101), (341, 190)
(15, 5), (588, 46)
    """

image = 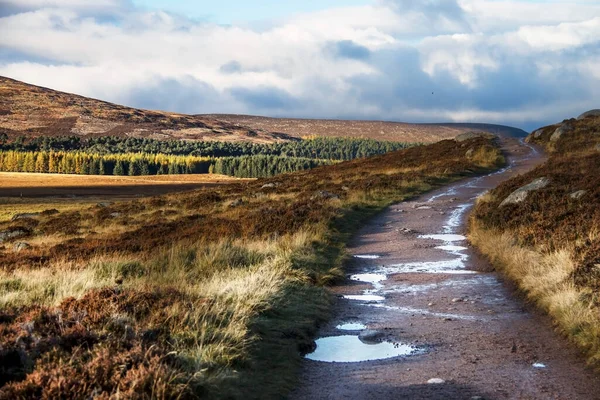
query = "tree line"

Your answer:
(0, 135), (415, 161)
(0, 150), (334, 178)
